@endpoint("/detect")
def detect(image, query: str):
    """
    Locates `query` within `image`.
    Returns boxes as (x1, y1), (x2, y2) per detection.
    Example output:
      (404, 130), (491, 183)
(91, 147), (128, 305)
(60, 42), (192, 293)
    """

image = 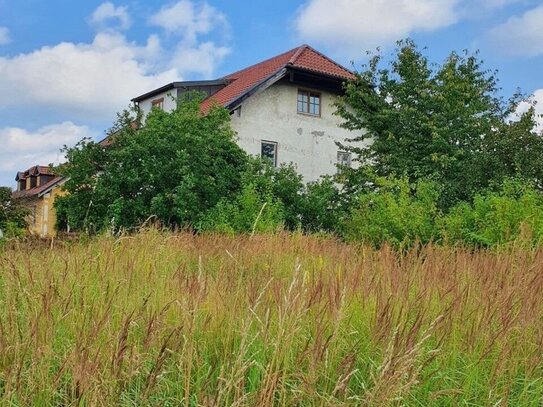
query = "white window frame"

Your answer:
(261, 141), (278, 167)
